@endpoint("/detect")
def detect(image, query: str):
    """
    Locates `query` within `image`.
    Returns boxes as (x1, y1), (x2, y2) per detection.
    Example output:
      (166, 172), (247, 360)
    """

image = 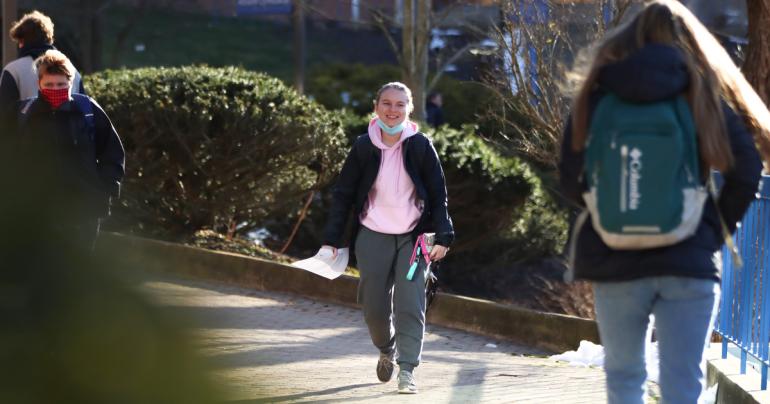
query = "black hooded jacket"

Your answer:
(323, 132), (454, 248)
(559, 44), (763, 282)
